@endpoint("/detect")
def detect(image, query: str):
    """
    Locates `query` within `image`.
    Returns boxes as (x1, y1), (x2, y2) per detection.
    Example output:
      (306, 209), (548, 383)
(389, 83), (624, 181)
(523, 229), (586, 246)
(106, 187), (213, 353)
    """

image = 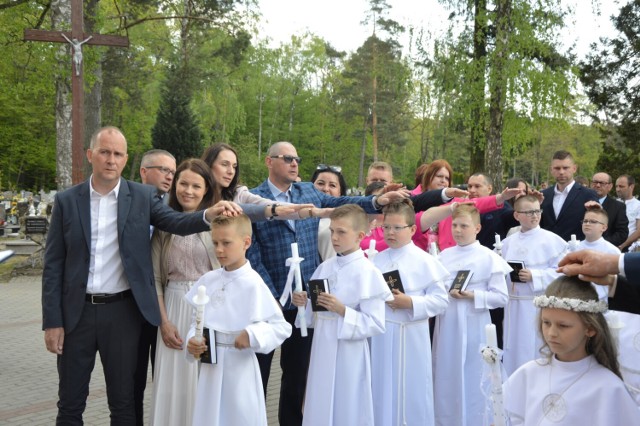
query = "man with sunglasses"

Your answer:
(248, 141), (408, 426)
